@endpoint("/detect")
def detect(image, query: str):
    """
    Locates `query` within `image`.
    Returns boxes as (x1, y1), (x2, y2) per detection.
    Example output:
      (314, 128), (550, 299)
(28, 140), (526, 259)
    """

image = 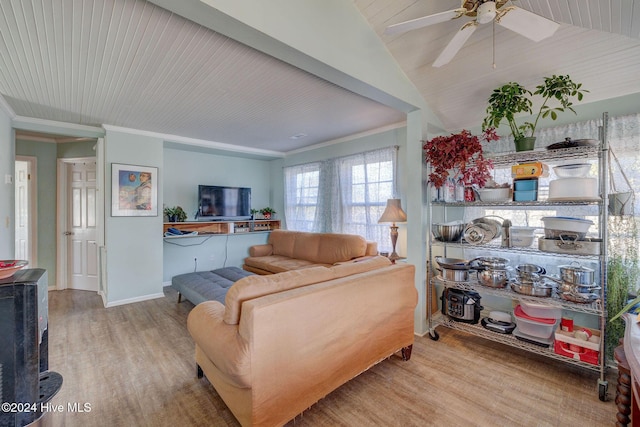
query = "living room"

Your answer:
(1, 1), (639, 426)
